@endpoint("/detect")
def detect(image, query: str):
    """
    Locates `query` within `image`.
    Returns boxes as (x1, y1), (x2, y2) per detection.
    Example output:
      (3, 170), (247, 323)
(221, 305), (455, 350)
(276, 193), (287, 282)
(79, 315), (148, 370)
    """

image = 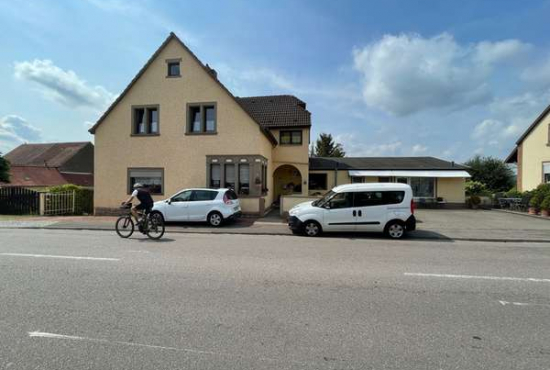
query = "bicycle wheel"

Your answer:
(146, 213), (165, 240)
(116, 216), (134, 238)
